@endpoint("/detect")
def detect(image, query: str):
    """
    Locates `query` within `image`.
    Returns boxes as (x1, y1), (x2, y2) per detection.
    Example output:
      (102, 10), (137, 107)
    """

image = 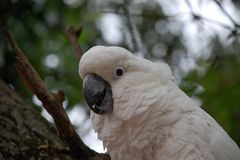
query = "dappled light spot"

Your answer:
(44, 54), (60, 68)
(97, 13), (123, 45)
